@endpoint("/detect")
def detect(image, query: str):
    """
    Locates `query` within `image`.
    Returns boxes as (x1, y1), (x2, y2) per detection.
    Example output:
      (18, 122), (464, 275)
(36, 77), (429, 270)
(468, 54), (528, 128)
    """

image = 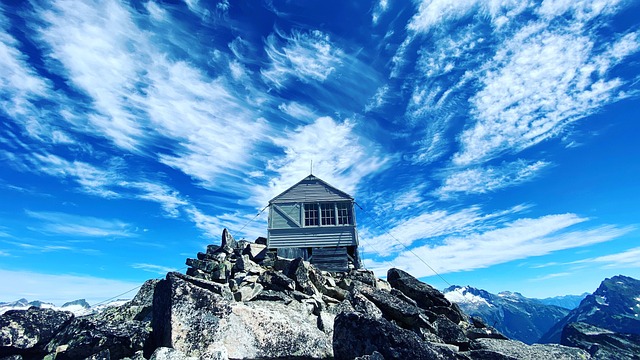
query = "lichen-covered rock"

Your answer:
(434, 316), (470, 349)
(258, 270), (295, 292)
(333, 311), (467, 360)
(221, 300), (333, 359)
(149, 347), (201, 360)
(286, 258), (319, 296)
(44, 316), (150, 360)
(561, 321), (640, 359)
(387, 268), (465, 323)
(357, 283), (431, 329)
(466, 338), (590, 359)
(95, 279), (158, 323)
(151, 272), (233, 359)
(0, 307), (73, 358)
